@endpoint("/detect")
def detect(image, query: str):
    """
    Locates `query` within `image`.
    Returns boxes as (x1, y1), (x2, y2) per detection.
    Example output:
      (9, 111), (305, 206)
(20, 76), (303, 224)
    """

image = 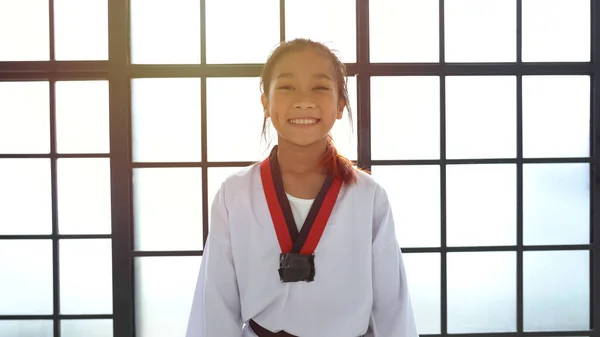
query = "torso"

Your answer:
(218, 163), (385, 337)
